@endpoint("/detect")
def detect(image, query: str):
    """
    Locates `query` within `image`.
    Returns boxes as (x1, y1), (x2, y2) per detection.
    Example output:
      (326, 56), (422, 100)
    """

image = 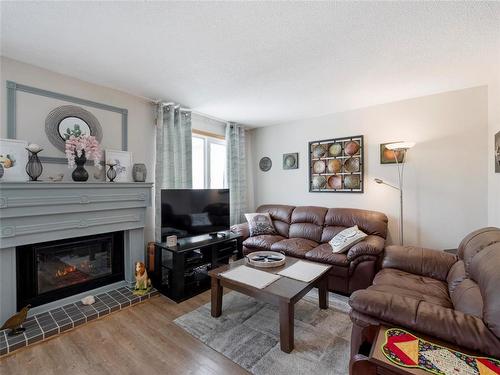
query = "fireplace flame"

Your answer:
(55, 265), (77, 277)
